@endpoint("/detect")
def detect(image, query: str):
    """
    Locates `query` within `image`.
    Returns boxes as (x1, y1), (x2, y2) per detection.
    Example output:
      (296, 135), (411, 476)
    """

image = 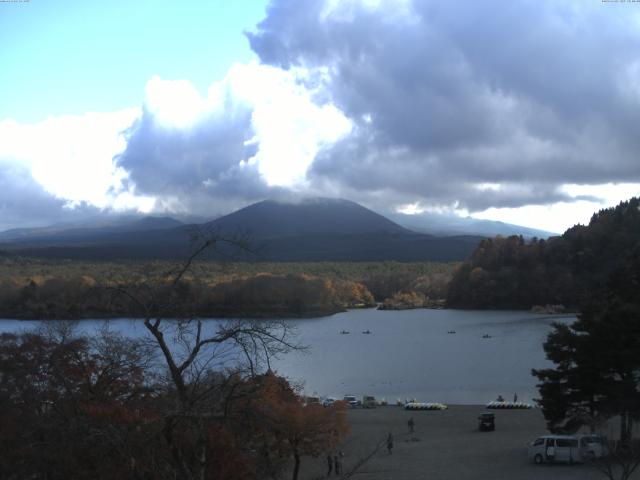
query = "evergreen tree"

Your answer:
(533, 247), (640, 439)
